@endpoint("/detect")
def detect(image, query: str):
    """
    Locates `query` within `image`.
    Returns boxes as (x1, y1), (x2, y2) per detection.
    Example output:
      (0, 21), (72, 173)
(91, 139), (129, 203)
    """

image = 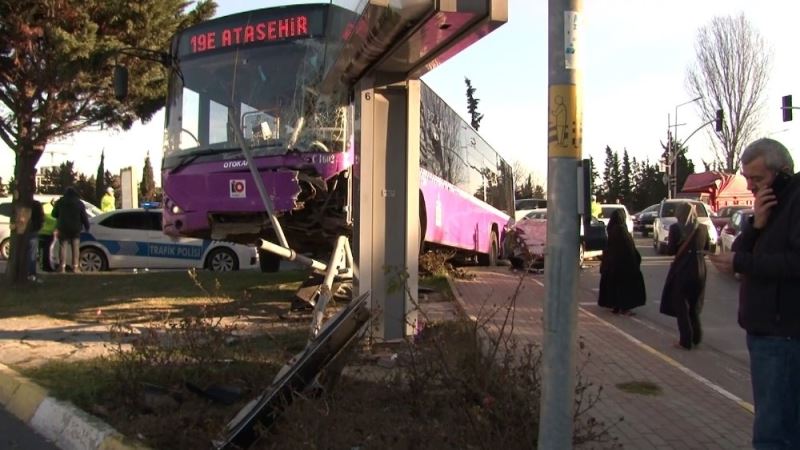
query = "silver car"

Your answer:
(719, 208), (754, 253)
